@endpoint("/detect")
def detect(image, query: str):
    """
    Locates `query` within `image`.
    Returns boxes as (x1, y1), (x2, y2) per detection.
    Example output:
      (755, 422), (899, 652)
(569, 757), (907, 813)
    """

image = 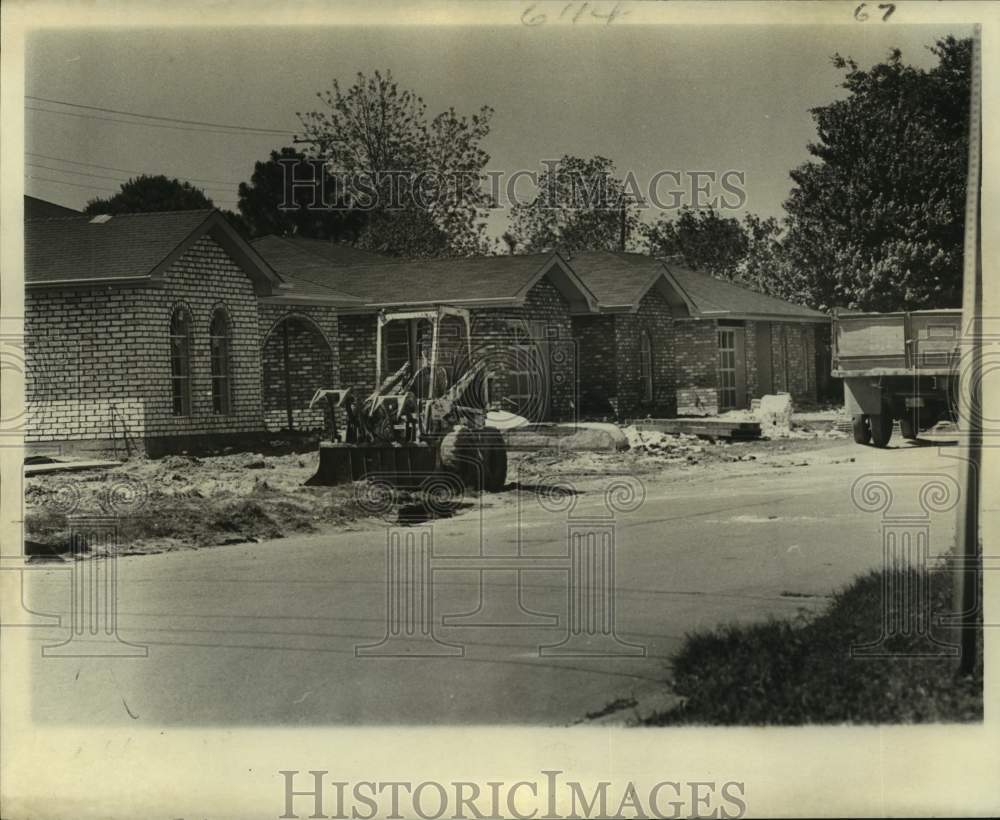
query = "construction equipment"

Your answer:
(306, 306), (508, 491)
(832, 309), (962, 447)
